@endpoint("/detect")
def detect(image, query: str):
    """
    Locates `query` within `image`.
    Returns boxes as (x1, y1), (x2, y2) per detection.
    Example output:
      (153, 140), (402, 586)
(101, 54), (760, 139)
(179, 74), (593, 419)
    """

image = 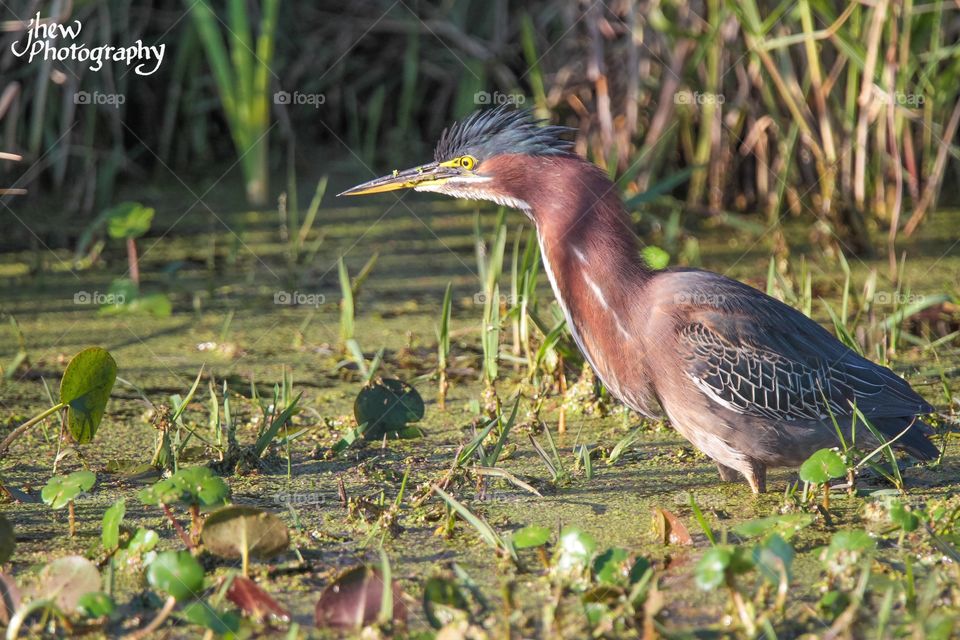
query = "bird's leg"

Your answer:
(716, 463), (740, 483)
(745, 461), (767, 494)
